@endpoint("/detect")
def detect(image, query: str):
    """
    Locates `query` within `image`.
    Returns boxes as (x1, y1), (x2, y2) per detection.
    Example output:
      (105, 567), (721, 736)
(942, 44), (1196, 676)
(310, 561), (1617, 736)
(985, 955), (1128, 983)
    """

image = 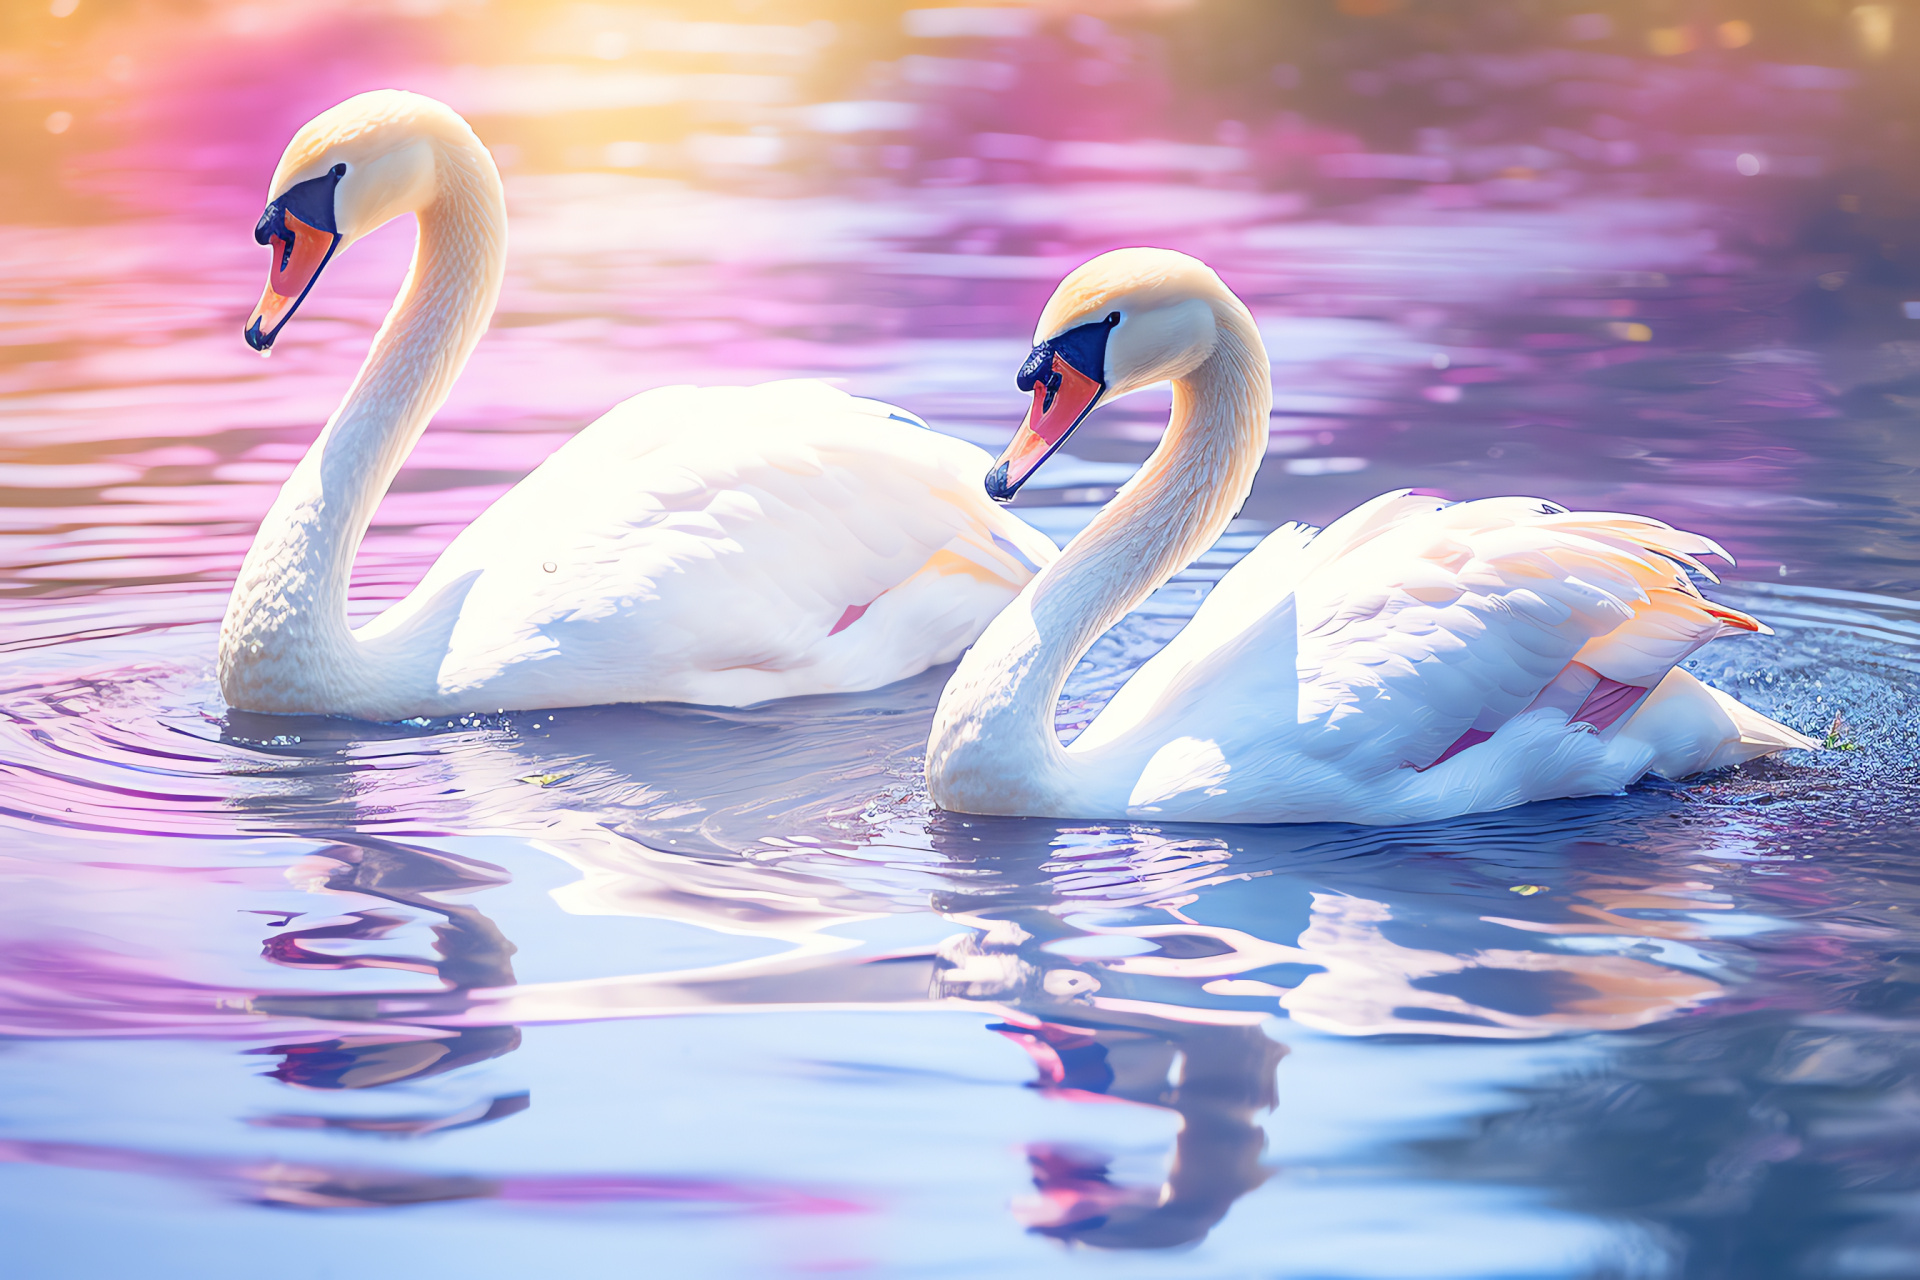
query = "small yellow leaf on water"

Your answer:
(519, 773), (569, 788)
(1510, 884), (1549, 896)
